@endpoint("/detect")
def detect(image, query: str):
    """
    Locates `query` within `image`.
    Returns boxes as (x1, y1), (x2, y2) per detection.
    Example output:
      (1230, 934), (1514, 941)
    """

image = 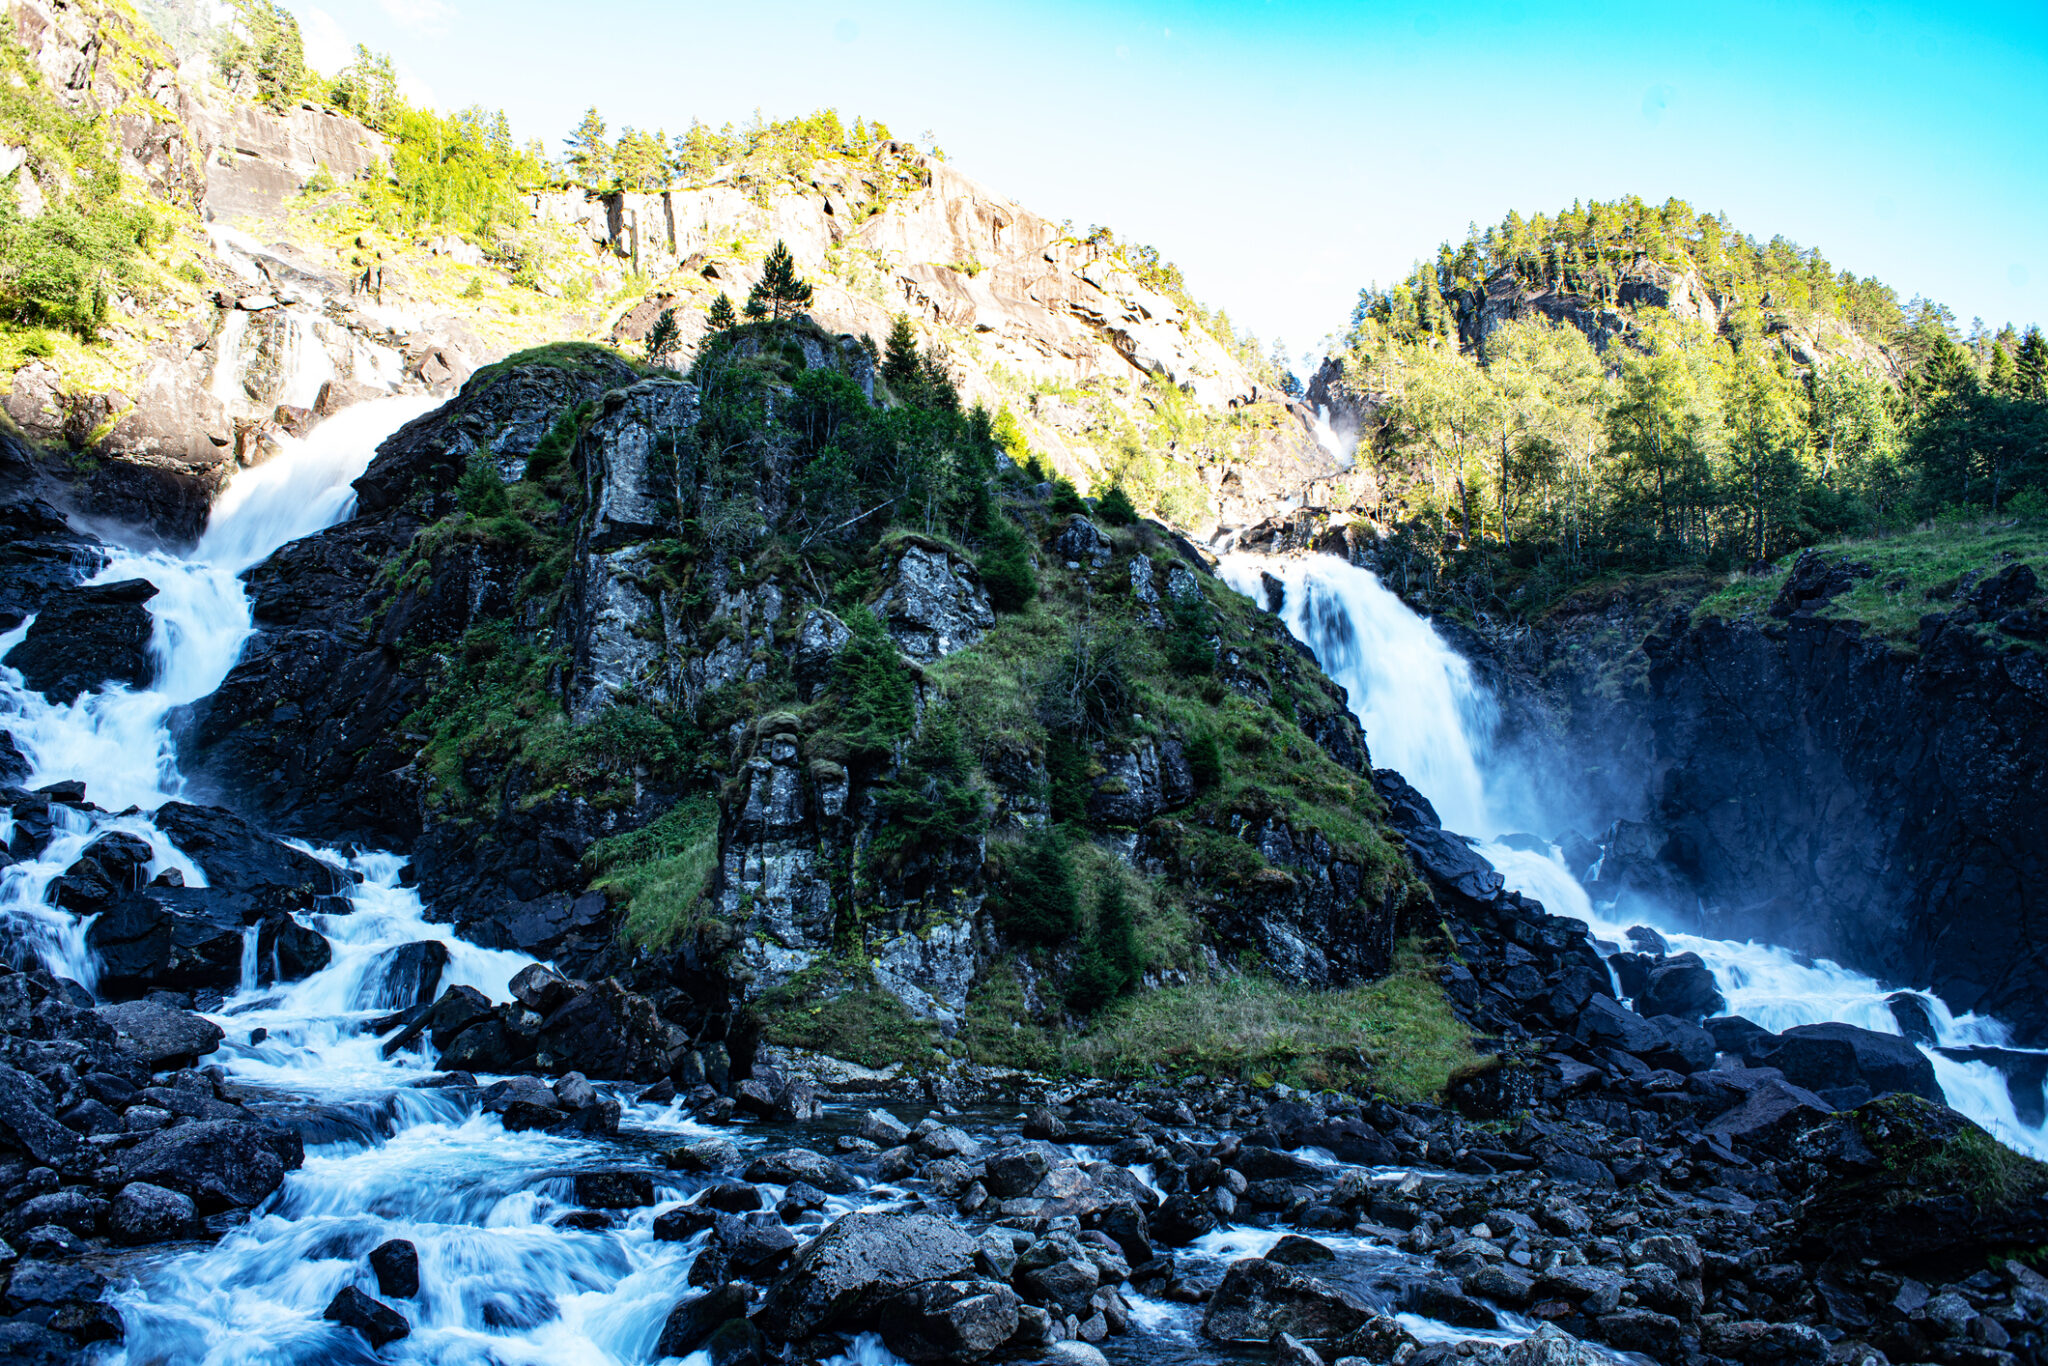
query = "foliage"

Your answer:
(706, 292), (737, 330)
(830, 606), (914, 762)
(755, 961), (939, 1070)
(976, 515), (1037, 611)
(588, 798), (720, 948)
(1185, 730), (1223, 792)
(870, 711), (988, 864)
(748, 240), (813, 323)
(1096, 485), (1139, 527)
(1064, 942), (1479, 1100)
(217, 2), (305, 111)
(1067, 876), (1140, 1013)
(995, 828), (1081, 943)
(645, 307), (682, 365)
